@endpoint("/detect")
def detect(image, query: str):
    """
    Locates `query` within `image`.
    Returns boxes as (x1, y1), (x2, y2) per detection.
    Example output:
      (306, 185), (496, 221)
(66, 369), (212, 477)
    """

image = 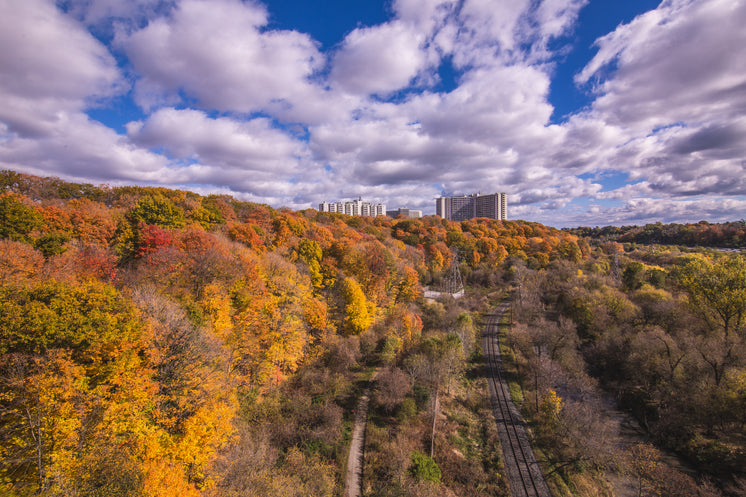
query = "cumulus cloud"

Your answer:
(331, 21), (430, 96)
(0, 0), (167, 184)
(128, 107), (308, 177)
(121, 0), (324, 113)
(1, 113), (169, 183)
(59, 0), (174, 31)
(572, 0), (746, 209)
(0, 0), (122, 136)
(578, 0), (746, 130)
